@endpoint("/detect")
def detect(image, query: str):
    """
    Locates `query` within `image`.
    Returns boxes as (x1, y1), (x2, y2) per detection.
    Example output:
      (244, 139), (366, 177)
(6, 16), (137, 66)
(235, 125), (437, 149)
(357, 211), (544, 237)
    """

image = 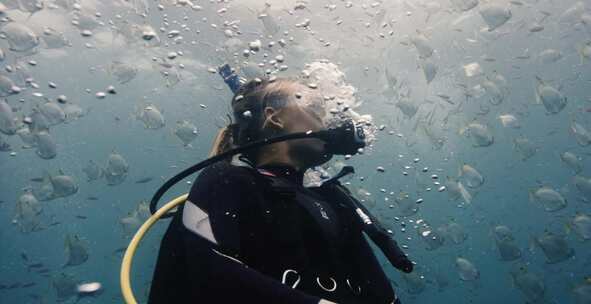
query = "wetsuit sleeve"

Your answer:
(325, 182), (413, 273)
(185, 163), (324, 304)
